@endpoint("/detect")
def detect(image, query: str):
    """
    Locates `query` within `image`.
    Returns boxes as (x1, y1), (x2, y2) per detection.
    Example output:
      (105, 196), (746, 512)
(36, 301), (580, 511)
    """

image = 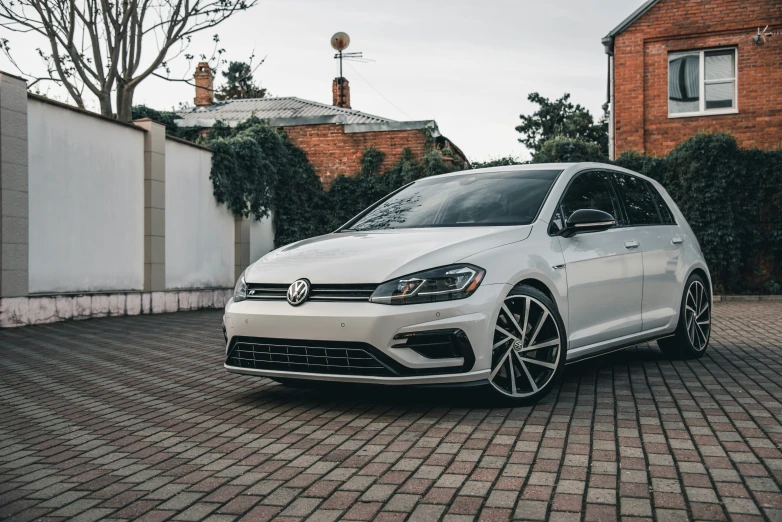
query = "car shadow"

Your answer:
(230, 343), (666, 410)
